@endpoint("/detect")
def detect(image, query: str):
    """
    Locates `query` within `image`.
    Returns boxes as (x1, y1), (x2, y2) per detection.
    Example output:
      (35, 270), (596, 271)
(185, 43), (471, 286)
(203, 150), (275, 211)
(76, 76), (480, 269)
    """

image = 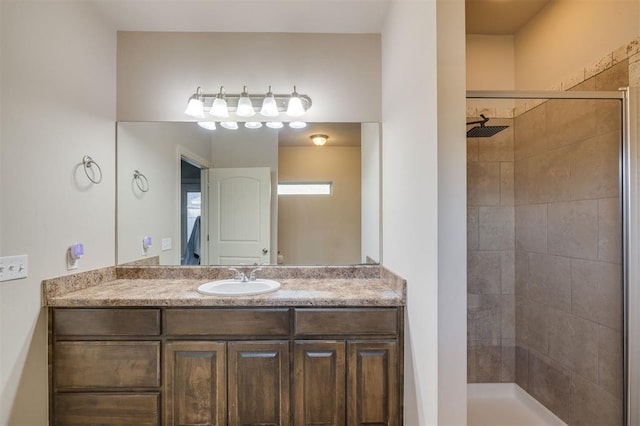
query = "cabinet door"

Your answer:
(294, 341), (346, 426)
(347, 341), (398, 426)
(164, 342), (226, 426)
(228, 341), (290, 426)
